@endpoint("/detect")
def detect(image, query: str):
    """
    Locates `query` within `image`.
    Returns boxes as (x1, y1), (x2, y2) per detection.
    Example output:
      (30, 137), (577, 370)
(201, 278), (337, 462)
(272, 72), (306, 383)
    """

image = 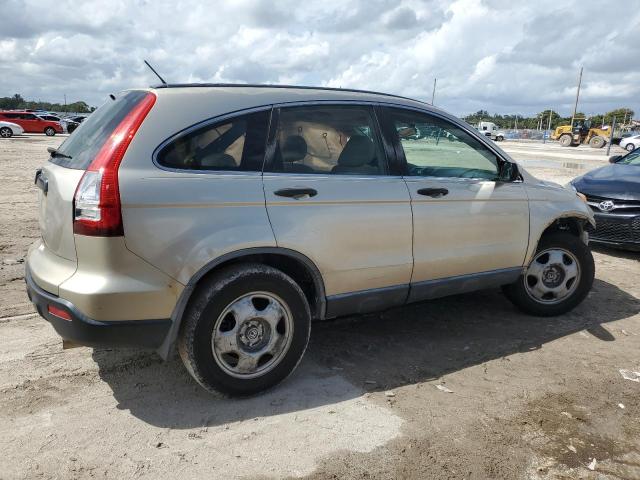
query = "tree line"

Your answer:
(0, 94), (94, 113)
(462, 108), (635, 130)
